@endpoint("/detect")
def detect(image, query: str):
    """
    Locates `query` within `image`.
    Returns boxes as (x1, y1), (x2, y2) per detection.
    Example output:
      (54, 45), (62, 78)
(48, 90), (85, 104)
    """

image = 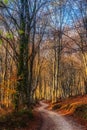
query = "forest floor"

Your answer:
(50, 95), (87, 129)
(37, 101), (86, 130)
(0, 105), (41, 130)
(0, 95), (87, 130)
